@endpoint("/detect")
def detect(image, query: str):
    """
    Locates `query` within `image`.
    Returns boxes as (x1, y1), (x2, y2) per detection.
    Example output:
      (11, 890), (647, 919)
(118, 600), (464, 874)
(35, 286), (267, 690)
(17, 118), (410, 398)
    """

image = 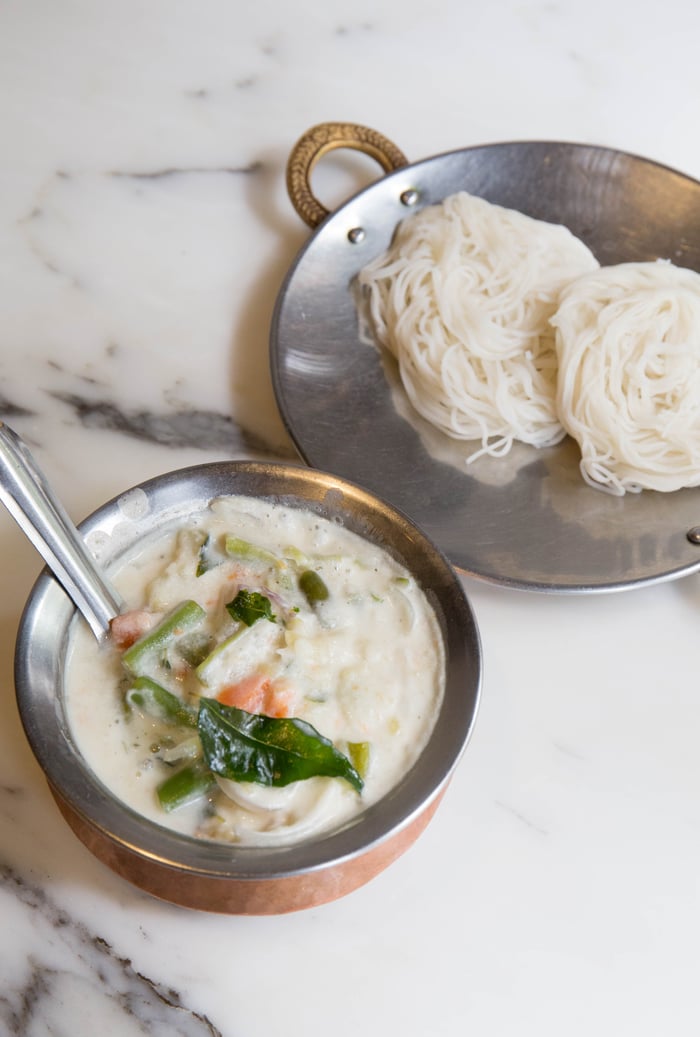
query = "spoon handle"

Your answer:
(0, 422), (122, 638)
